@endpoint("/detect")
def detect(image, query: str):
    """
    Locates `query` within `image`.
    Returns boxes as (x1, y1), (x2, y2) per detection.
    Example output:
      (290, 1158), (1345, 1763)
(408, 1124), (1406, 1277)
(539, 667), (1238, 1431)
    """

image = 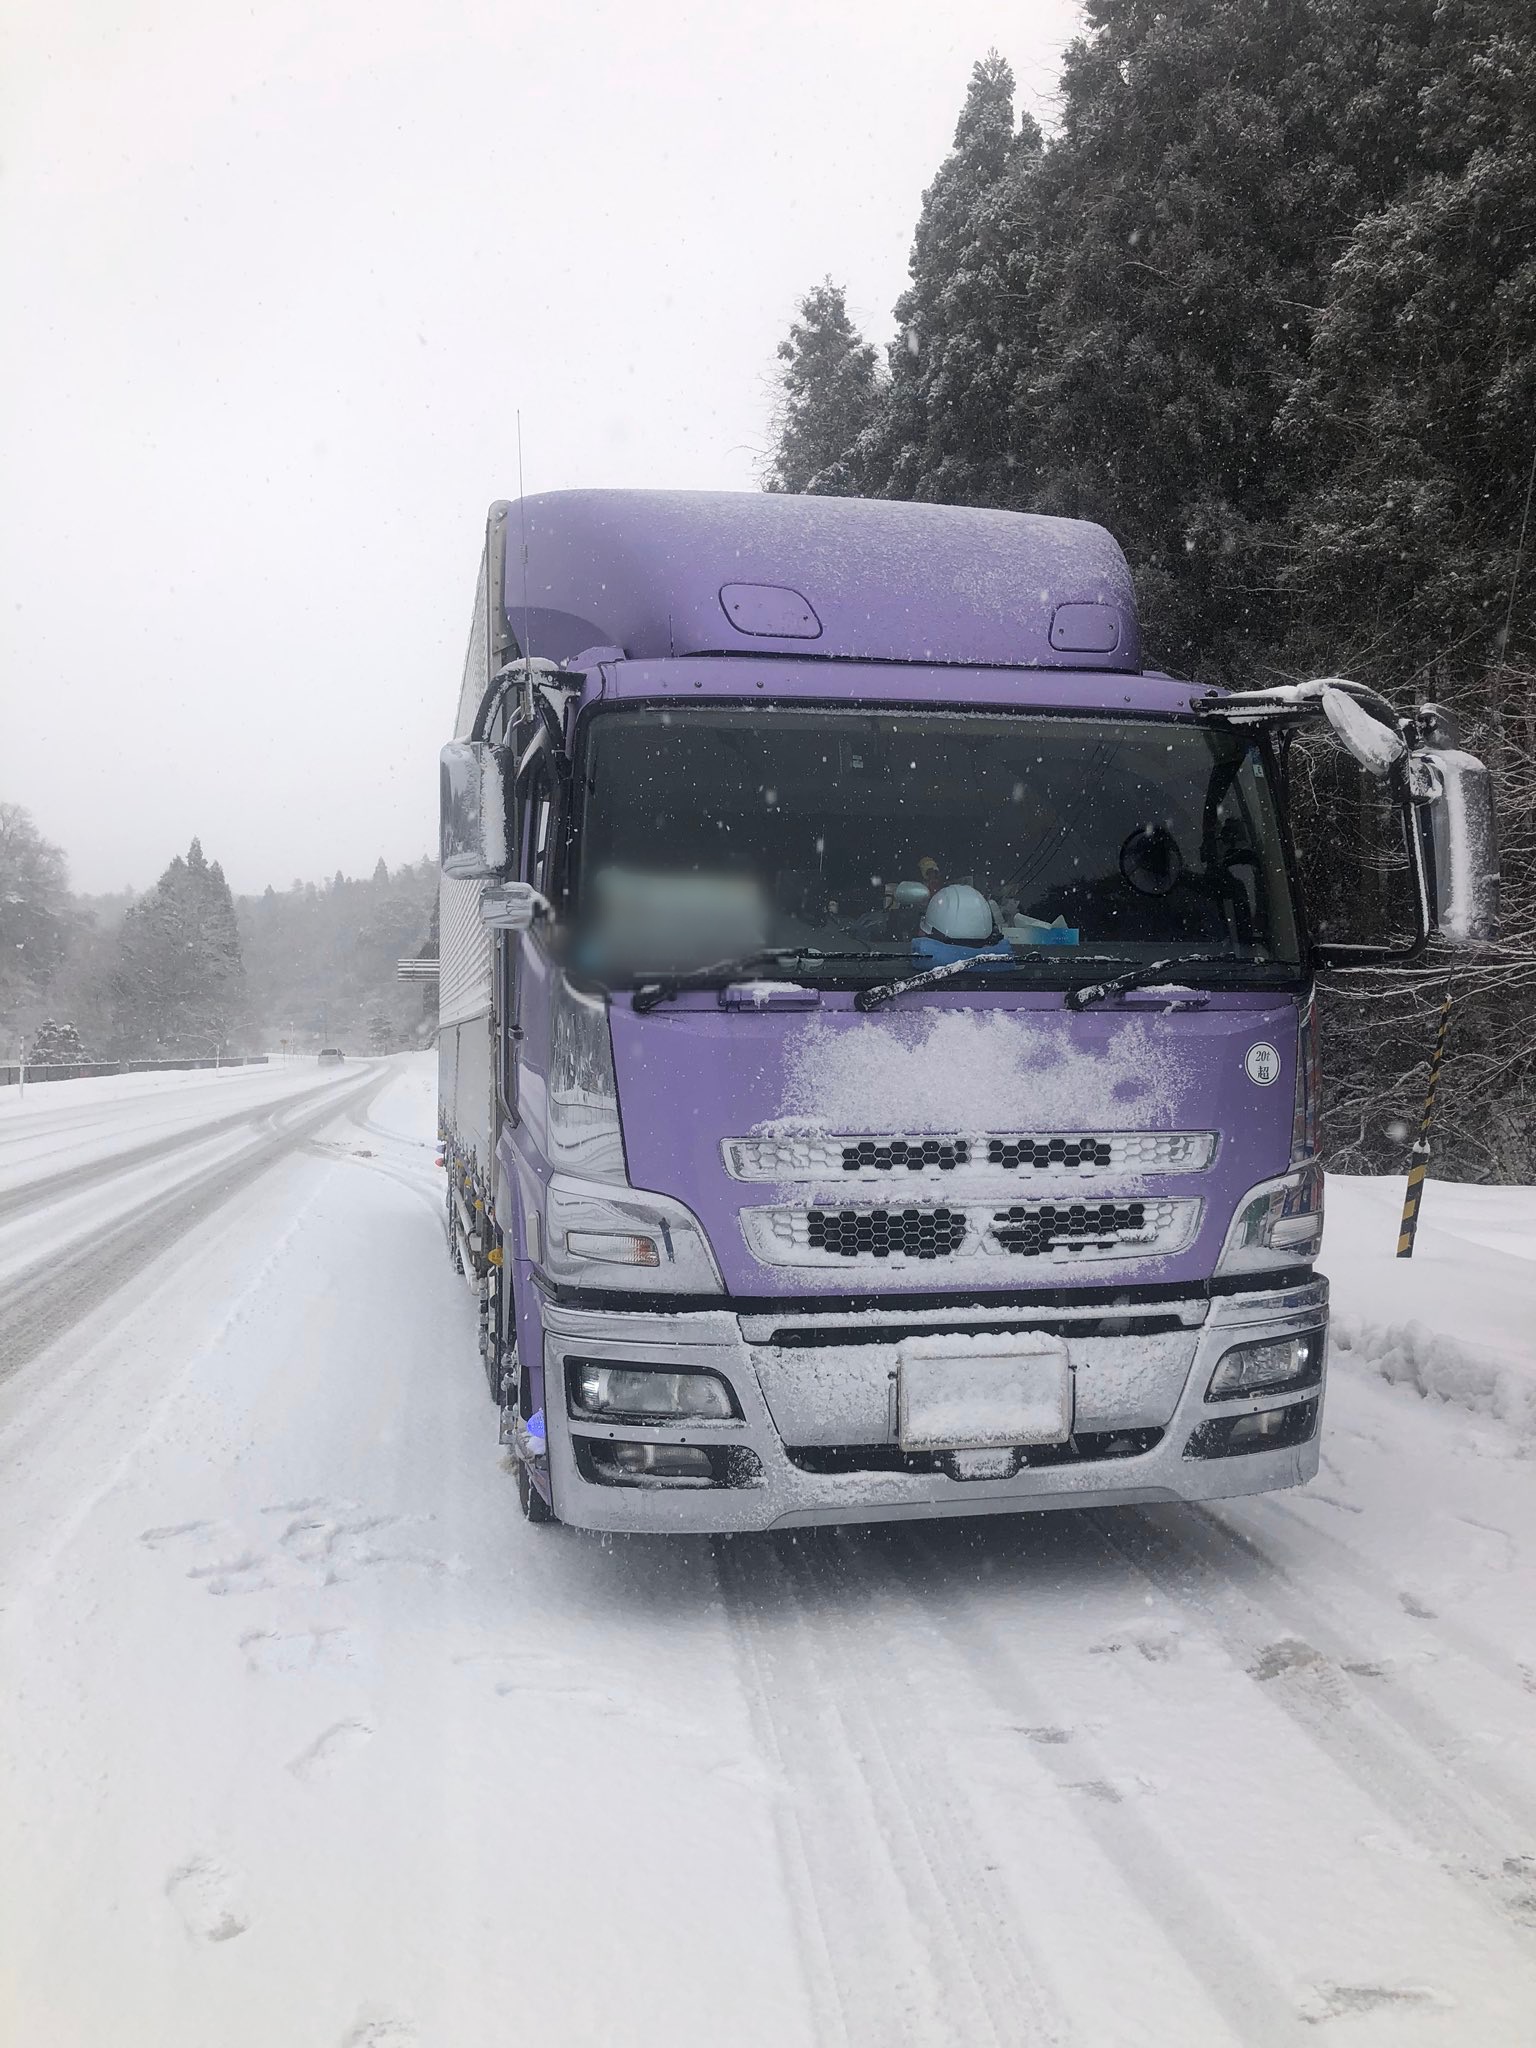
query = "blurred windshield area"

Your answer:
(570, 705), (1300, 981)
